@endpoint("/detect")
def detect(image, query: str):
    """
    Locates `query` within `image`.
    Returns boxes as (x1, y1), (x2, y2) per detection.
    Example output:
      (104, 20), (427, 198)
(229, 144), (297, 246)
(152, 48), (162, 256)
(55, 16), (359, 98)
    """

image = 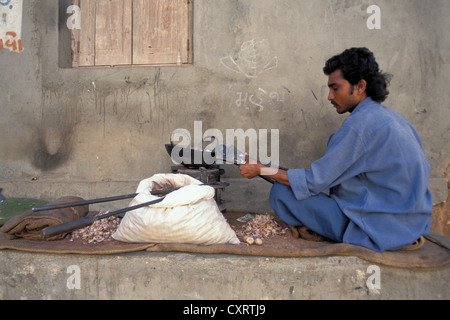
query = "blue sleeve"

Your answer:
(287, 124), (366, 201)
